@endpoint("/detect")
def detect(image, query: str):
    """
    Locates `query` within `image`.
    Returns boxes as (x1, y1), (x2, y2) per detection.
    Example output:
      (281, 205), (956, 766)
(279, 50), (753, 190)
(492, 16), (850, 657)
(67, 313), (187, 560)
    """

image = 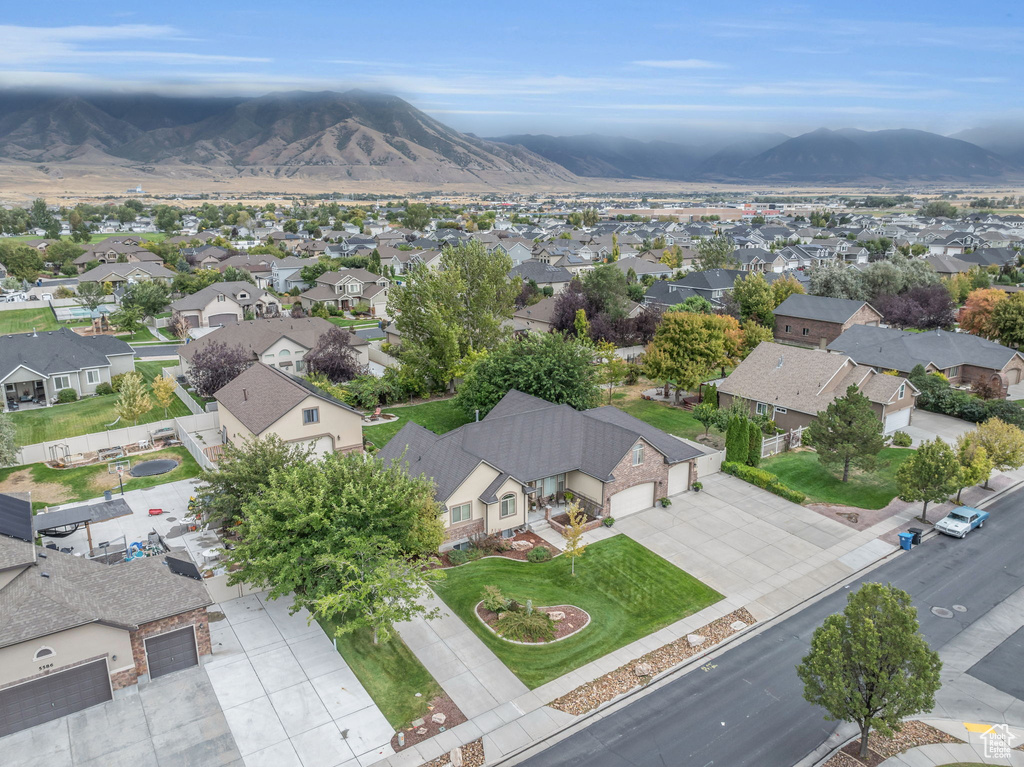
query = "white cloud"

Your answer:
(631, 59), (726, 70)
